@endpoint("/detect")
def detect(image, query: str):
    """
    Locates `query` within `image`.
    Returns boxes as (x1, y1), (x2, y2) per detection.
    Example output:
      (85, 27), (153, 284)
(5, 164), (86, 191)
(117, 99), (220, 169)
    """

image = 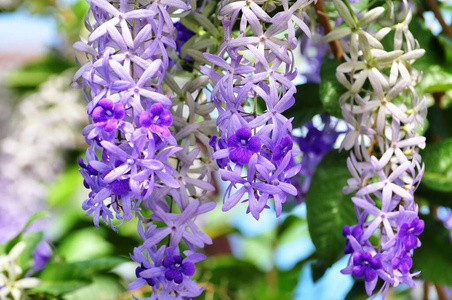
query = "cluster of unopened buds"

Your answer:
(325, 0), (427, 296)
(73, 0), (428, 298)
